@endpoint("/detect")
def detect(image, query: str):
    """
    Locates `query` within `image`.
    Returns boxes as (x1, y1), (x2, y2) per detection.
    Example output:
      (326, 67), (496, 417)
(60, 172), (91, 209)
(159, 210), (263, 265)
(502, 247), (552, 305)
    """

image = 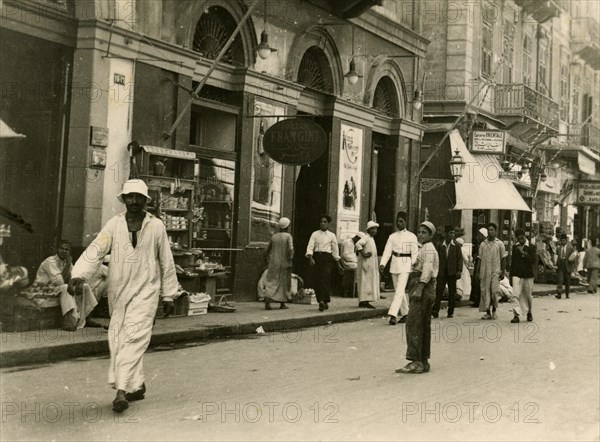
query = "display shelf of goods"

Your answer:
(136, 145), (197, 180)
